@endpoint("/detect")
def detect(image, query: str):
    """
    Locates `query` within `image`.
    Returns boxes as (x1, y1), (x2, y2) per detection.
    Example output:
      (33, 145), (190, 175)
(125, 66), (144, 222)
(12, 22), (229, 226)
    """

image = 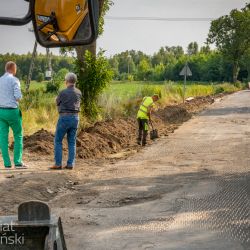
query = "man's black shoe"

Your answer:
(64, 166), (74, 170)
(15, 163), (28, 169)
